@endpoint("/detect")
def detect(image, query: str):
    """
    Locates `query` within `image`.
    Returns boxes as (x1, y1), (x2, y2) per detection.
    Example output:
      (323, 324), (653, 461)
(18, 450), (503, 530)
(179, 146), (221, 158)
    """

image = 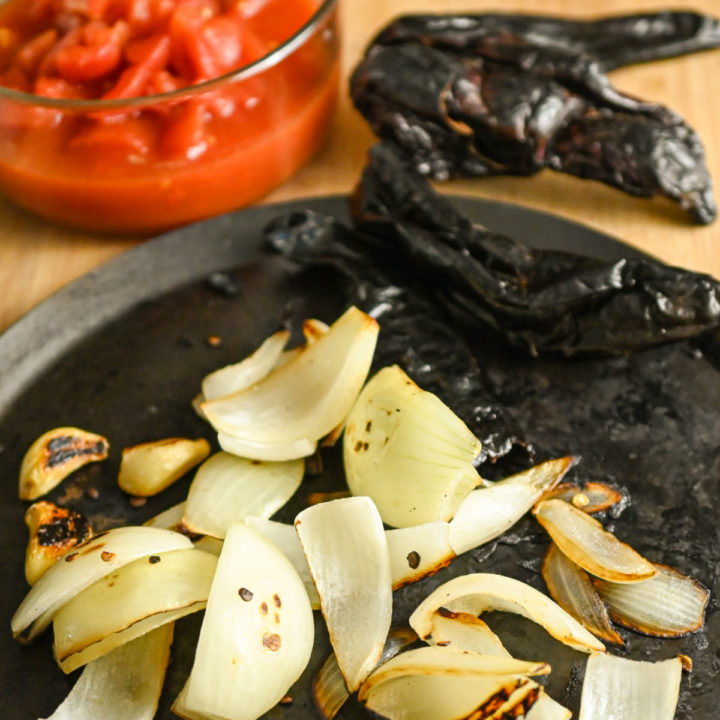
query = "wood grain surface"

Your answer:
(2, 0), (720, 333)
